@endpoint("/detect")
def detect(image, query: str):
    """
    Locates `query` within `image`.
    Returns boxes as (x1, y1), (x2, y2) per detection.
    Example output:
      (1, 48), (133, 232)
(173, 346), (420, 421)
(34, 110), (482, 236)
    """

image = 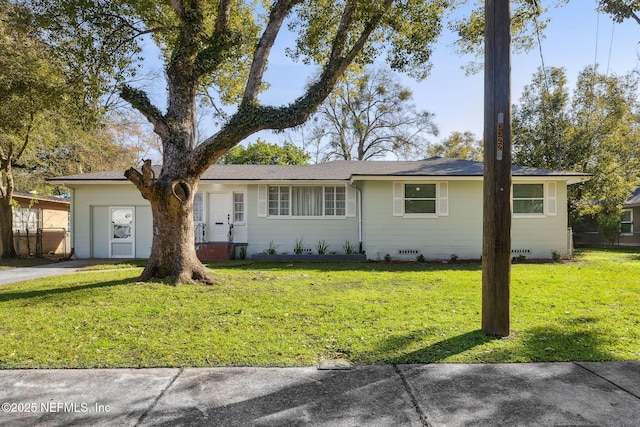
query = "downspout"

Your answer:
(356, 186), (363, 254)
(69, 187), (75, 259)
(348, 179), (363, 255)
